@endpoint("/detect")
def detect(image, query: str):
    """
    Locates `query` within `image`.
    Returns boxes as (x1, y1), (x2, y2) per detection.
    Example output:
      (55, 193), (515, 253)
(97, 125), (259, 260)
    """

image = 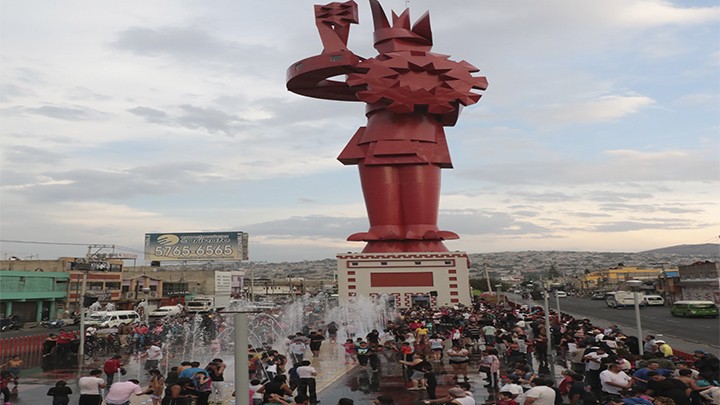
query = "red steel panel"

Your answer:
(370, 272), (434, 287)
